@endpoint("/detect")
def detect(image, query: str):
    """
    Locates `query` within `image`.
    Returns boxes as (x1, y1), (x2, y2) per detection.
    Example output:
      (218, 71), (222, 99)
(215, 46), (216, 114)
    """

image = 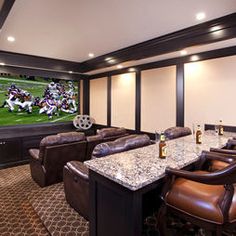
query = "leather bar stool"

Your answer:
(158, 151), (236, 236)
